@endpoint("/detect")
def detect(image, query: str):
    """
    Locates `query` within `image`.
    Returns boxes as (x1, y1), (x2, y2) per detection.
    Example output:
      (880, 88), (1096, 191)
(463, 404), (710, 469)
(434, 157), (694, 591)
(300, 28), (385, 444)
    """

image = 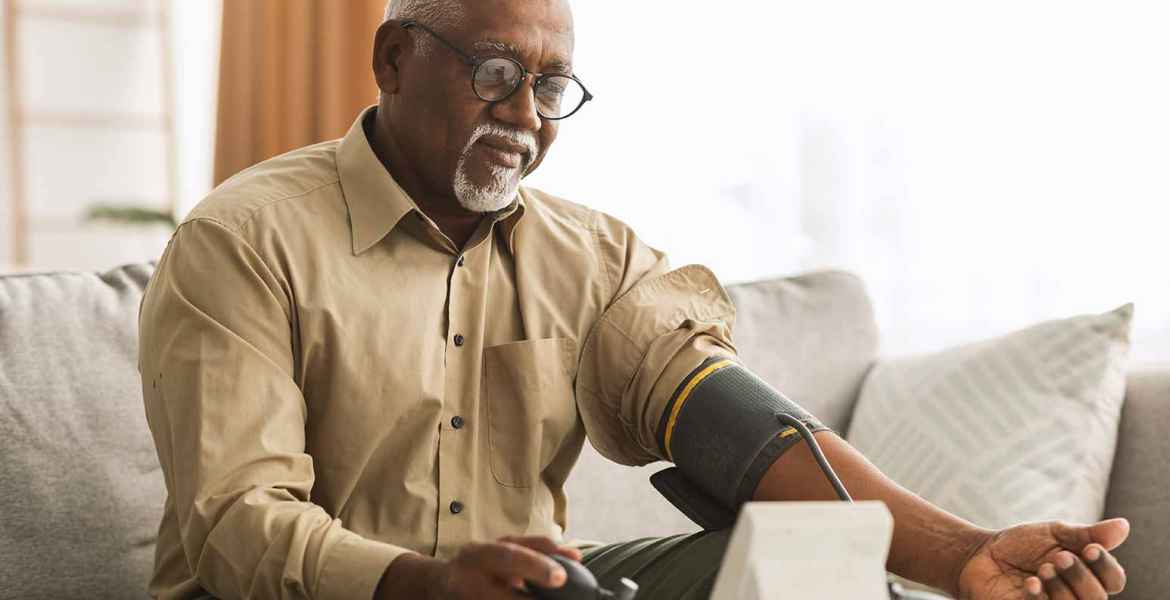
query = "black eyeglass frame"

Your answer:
(400, 19), (594, 121)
